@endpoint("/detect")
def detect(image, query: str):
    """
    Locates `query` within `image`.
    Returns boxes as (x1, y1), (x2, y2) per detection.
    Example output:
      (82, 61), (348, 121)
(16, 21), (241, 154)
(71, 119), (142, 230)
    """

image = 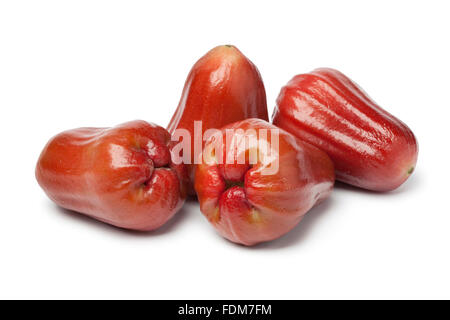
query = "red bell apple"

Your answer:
(168, 45), (269, 195)
(194, 119), (335, 246)
(273, 68), (418, 191)
(36, 120), (188, 231)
